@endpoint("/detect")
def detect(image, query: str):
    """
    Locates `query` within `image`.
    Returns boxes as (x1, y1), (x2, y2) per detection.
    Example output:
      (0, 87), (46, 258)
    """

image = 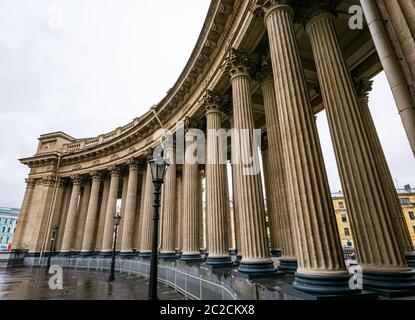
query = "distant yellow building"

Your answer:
(332, 186), (415, 248)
